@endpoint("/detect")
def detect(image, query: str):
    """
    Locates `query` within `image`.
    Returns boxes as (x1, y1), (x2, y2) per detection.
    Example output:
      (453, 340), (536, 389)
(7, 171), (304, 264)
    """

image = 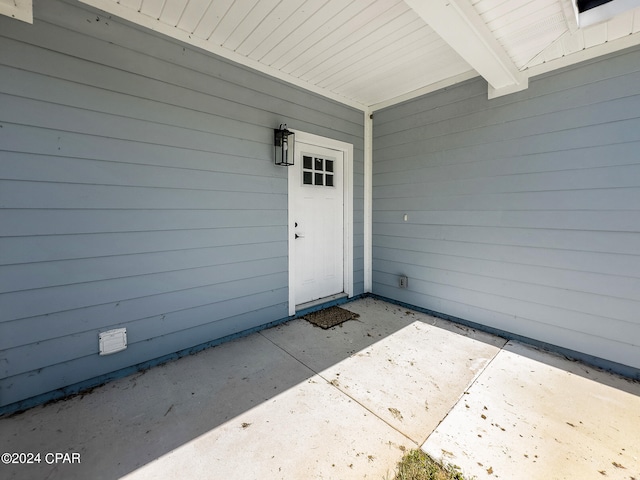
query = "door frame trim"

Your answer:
(288, 130), (354, 316)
